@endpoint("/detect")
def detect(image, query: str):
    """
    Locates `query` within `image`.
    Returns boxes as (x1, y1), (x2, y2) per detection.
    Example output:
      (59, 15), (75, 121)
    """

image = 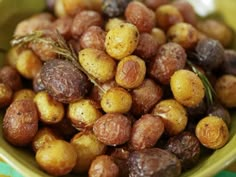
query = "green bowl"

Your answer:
(0, 0), (236, 177)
